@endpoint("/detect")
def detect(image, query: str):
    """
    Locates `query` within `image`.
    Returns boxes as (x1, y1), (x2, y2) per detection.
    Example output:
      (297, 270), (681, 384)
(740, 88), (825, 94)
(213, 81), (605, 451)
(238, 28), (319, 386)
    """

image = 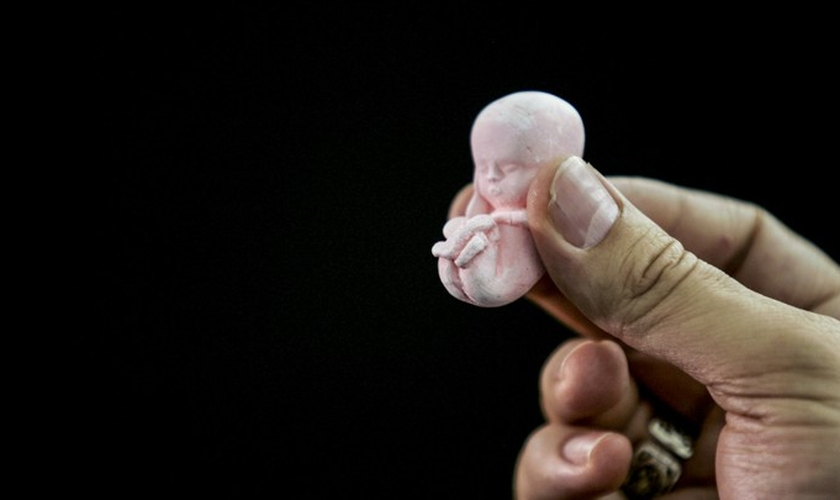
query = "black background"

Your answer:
(83, 6), (838, 498)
